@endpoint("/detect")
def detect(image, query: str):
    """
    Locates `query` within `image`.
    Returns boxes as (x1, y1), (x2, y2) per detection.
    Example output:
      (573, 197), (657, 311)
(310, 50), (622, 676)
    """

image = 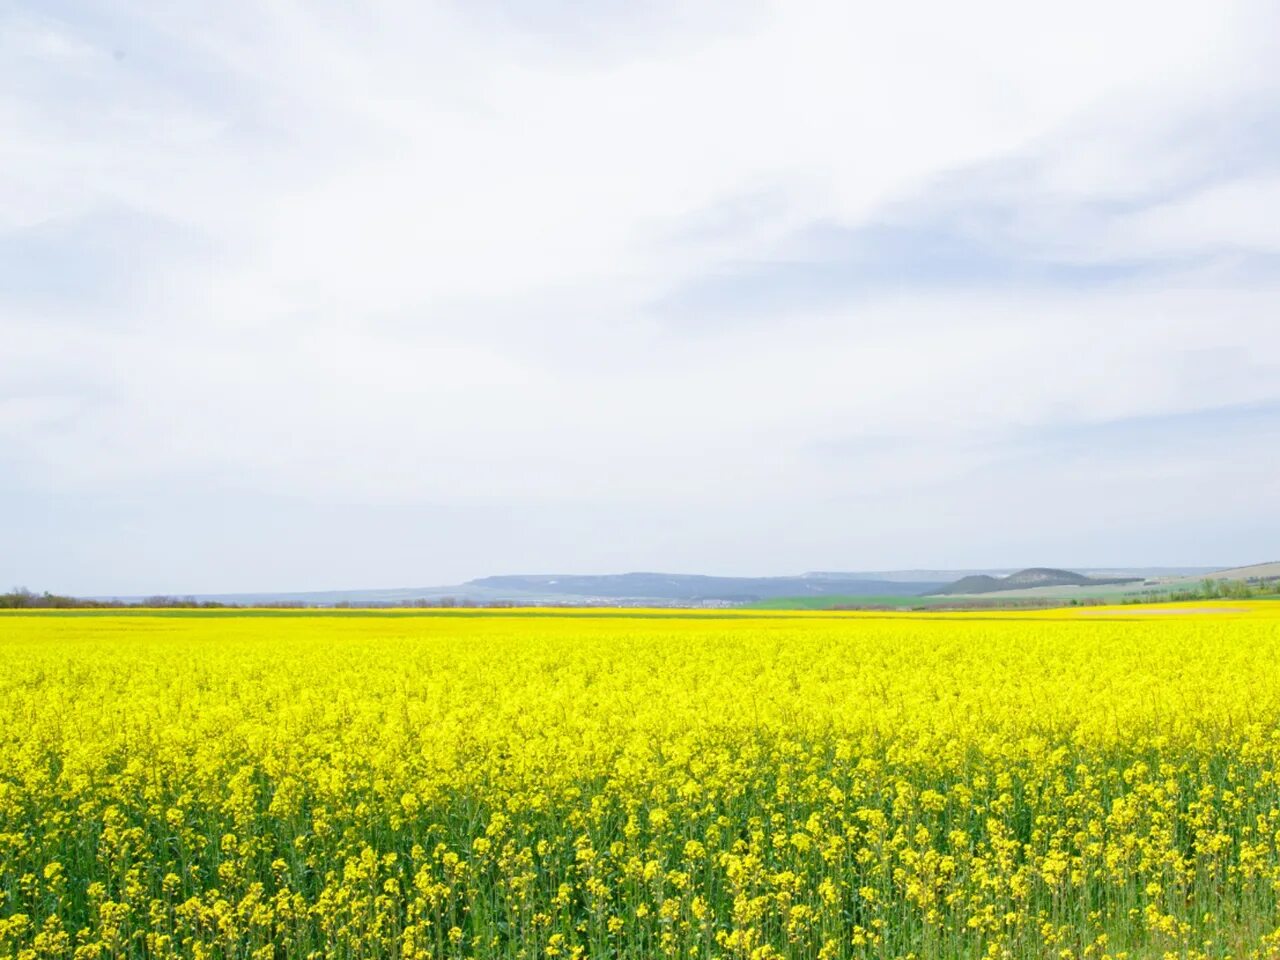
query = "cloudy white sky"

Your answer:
(4, 0), (1280, 594)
